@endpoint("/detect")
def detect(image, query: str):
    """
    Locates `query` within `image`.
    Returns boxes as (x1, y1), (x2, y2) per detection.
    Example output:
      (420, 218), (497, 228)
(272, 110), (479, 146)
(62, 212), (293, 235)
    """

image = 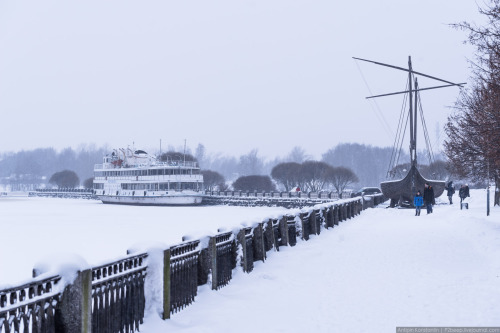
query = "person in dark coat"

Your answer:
(459, 184), (470, 203)
(423, 183), (435, 214)
(446, 181), (455, 204)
